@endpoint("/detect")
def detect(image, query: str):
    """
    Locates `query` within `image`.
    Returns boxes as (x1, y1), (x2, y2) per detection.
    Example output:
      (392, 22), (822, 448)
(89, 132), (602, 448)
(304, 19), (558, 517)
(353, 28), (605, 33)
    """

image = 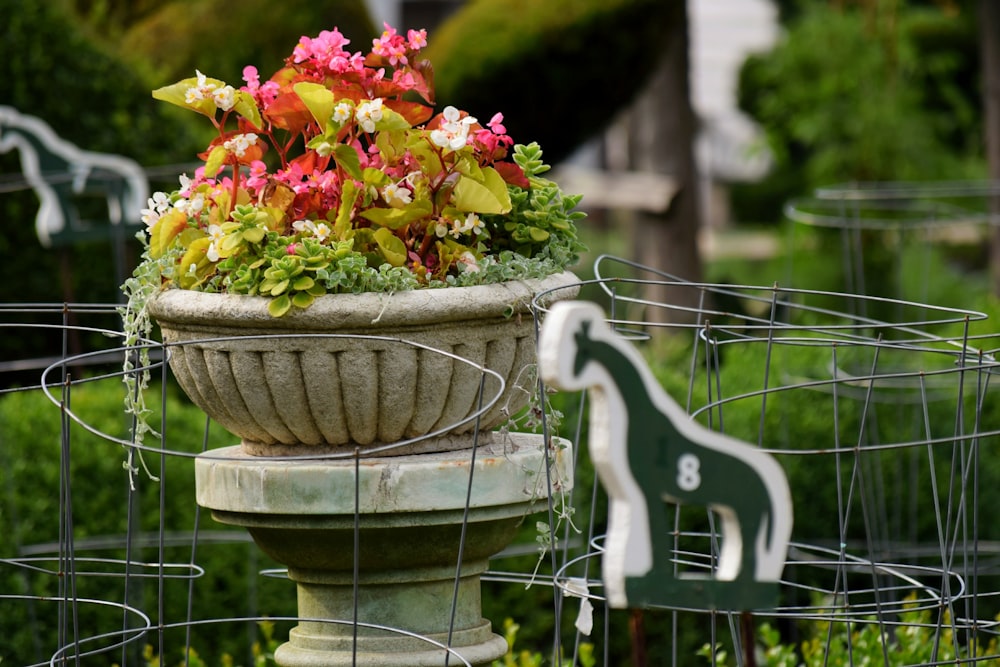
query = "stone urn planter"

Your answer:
(146, 272), (579, 666)
(148, 271), (579, 456)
